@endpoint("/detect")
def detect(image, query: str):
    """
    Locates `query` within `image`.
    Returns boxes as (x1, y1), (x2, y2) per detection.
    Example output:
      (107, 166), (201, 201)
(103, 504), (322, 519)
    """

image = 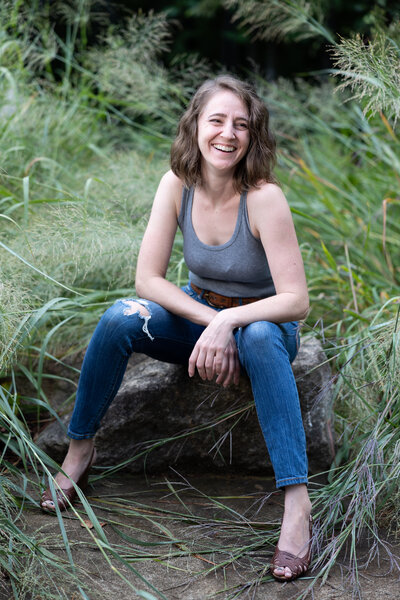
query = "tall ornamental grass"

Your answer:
(0, 0), (399, 597)
(225, 0), (400, 593)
